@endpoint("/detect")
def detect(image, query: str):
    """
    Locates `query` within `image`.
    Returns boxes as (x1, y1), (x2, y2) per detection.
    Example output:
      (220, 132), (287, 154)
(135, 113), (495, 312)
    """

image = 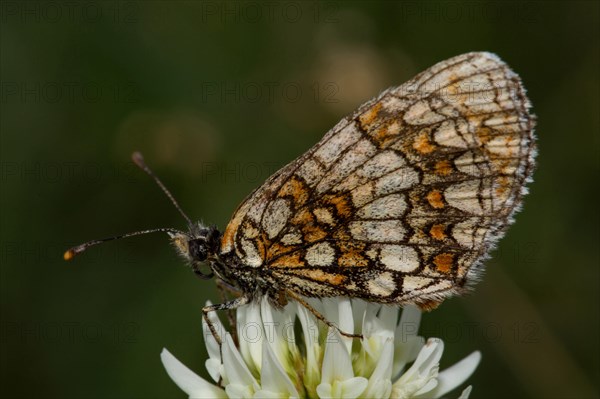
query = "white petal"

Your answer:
(323, 298), (354, 353)
(362, 379), (392, 399)
(237, 300), (264, 374)
(201, 301), (226, 383)
(413, 338), (444, 380)
(397, 305), (422, 340)
(392, 338), (443, 397)
(296, 300), (319, 346)
(316, 377), (368, 399)
(458, 385), (473, 399)
(259, 338), (300, 398)
(392, 335), (425, 381)
(340, 377), (369, 398)
(410, 338), (444, 378)
(361, 303), (383, 340)
(251, 389), (286, 399)
(393, 306), (424, 379)
(321, 329), (356, 383)
(259, 296), (279, 345)
(205, 358), (222, 384)
(350, 299), (367, 334)
(377, 305), (399, 337)
(316, 383), (333, 398)
(361, 339), (394, 398)
(359, 303), (397, 370)
(278, 301), (298, 344)
(415, 373), (439, 396)
(296, 301), (322, 389)
(202, 300), (225, 363)
(260, 296), (296, 370)
(427, 351), (481, 398)
(304, 297), (328, 337)
(226, 383), (254, 399)
(160, 348), (226, 398)
(370, 339), (394, 381)
(221, 334), (259, 392)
